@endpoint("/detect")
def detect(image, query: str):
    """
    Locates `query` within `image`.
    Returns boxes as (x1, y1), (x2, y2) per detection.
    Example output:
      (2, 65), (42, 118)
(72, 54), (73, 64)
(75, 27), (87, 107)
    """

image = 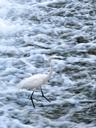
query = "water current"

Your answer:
(0, 0), (96, 128)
